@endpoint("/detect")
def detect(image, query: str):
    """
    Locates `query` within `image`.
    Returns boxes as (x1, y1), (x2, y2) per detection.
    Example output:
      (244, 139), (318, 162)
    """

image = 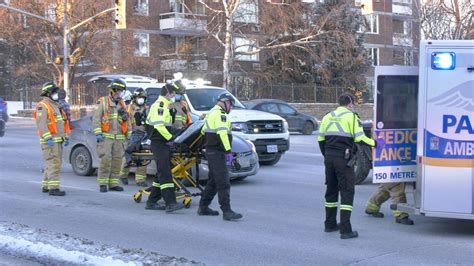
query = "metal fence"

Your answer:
(232, 84), (374, 103)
